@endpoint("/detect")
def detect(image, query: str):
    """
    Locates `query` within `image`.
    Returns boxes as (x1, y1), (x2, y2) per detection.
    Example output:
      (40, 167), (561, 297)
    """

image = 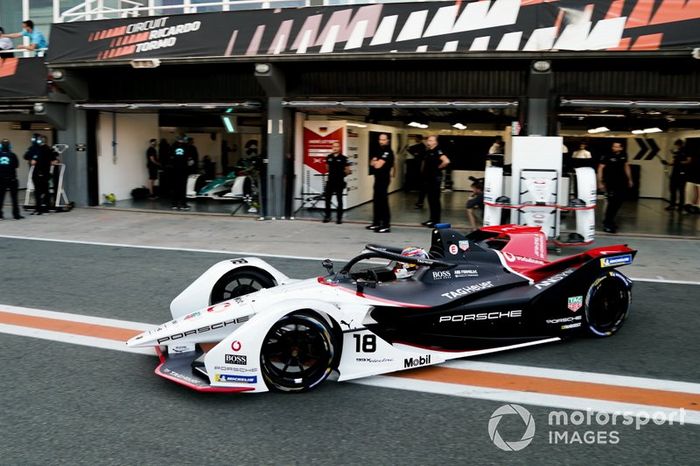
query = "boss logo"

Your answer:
(432, 271), (452, 280)
(225, 354), (247, 365)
